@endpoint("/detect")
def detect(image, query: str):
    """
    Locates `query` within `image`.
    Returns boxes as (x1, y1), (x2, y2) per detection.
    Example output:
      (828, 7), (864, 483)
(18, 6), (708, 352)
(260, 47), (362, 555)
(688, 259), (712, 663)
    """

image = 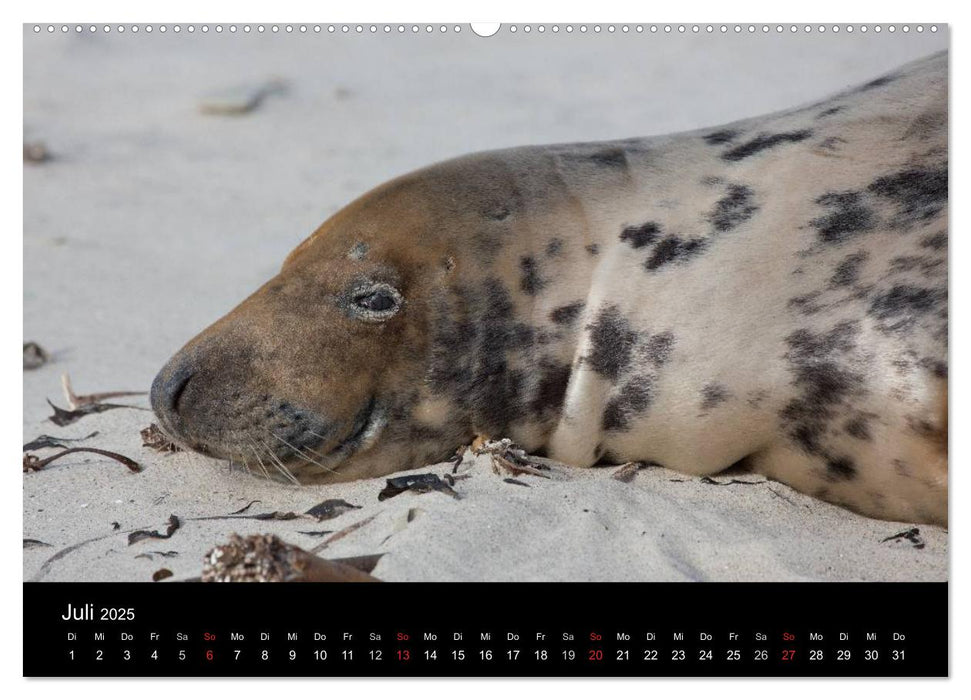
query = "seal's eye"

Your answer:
(347, 282), (403, 322)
